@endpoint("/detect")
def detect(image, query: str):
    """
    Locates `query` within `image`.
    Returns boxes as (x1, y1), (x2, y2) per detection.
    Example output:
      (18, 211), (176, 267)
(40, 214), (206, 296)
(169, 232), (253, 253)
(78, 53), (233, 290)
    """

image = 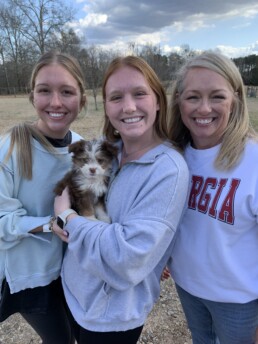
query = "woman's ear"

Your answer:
(29, 91), (35, 106)
(80, 94), (87, 110)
